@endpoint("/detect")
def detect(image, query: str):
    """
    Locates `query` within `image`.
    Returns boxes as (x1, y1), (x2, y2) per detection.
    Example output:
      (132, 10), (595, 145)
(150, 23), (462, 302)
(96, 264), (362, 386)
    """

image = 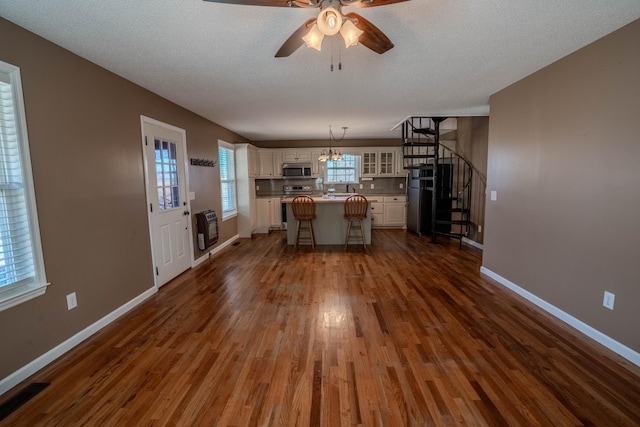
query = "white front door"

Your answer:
(141, 117), (192, 287)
